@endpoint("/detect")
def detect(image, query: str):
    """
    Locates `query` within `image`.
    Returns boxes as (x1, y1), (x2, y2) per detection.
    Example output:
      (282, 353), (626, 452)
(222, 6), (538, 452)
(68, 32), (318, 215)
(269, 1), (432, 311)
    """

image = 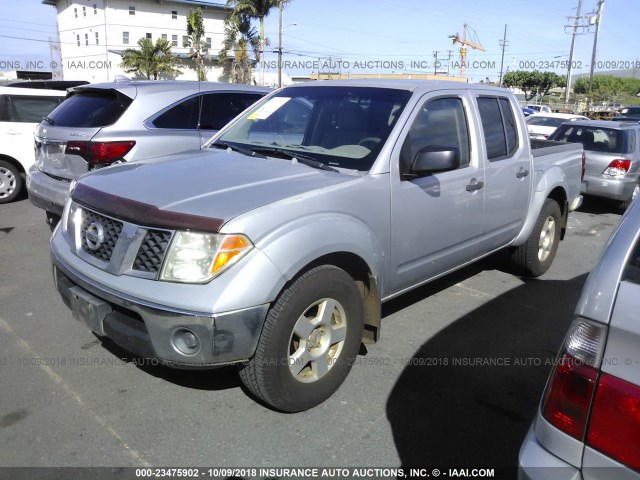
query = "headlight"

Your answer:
(159, 232), (253, 284)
